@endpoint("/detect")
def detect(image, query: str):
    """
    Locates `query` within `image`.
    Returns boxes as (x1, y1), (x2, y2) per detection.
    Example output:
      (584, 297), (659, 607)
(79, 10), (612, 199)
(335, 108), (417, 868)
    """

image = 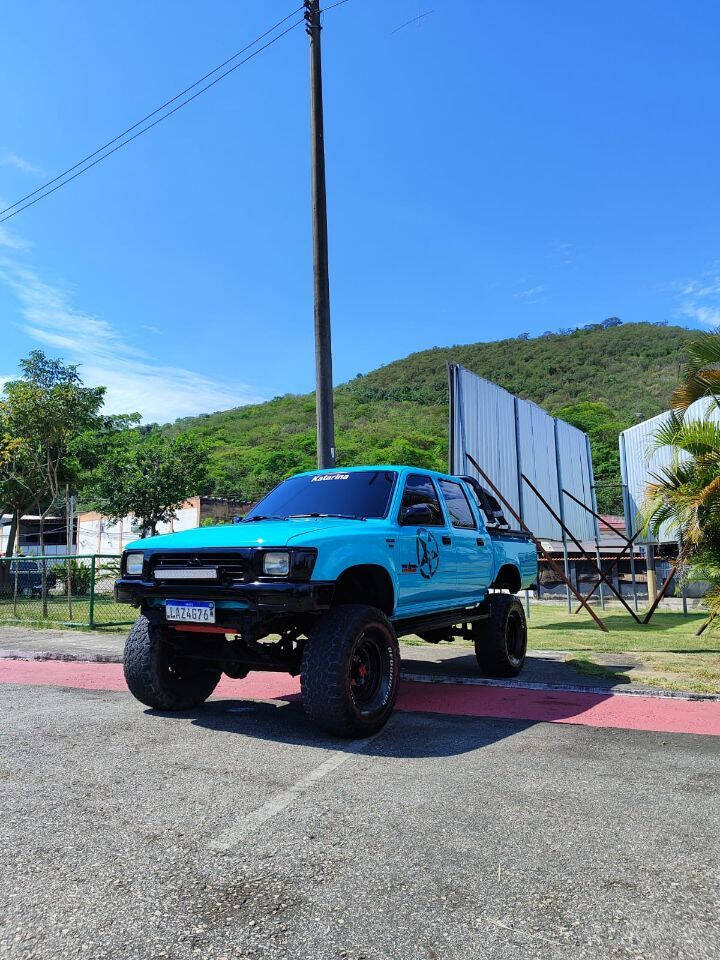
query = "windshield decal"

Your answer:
(310, 474), (350, 482)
